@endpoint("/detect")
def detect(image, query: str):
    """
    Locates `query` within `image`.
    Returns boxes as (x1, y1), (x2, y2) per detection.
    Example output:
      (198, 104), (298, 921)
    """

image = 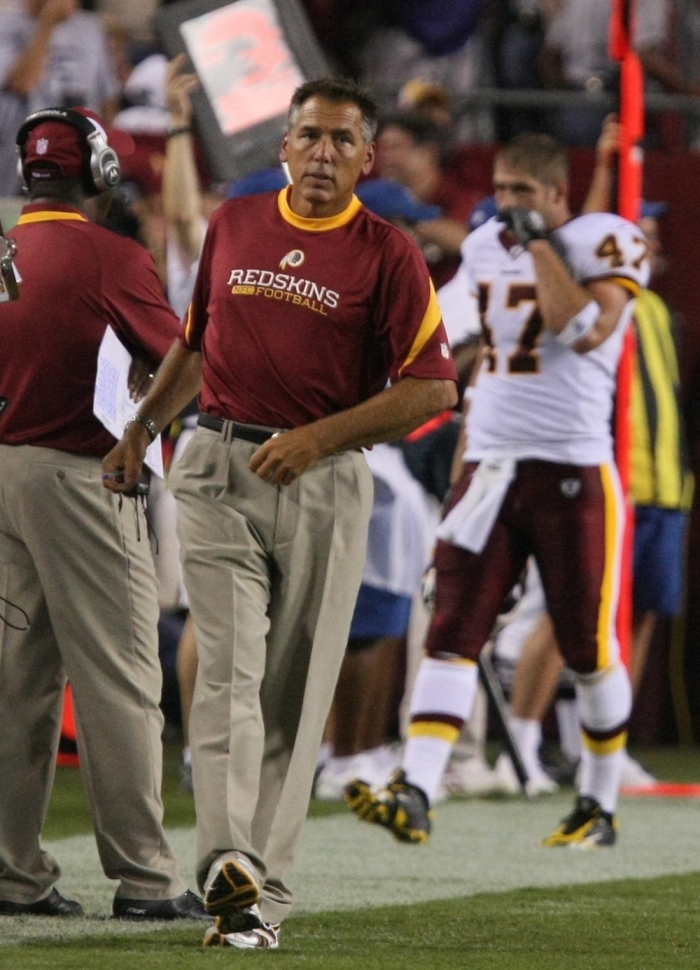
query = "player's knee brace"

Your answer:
(575, 662), (632, 735)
